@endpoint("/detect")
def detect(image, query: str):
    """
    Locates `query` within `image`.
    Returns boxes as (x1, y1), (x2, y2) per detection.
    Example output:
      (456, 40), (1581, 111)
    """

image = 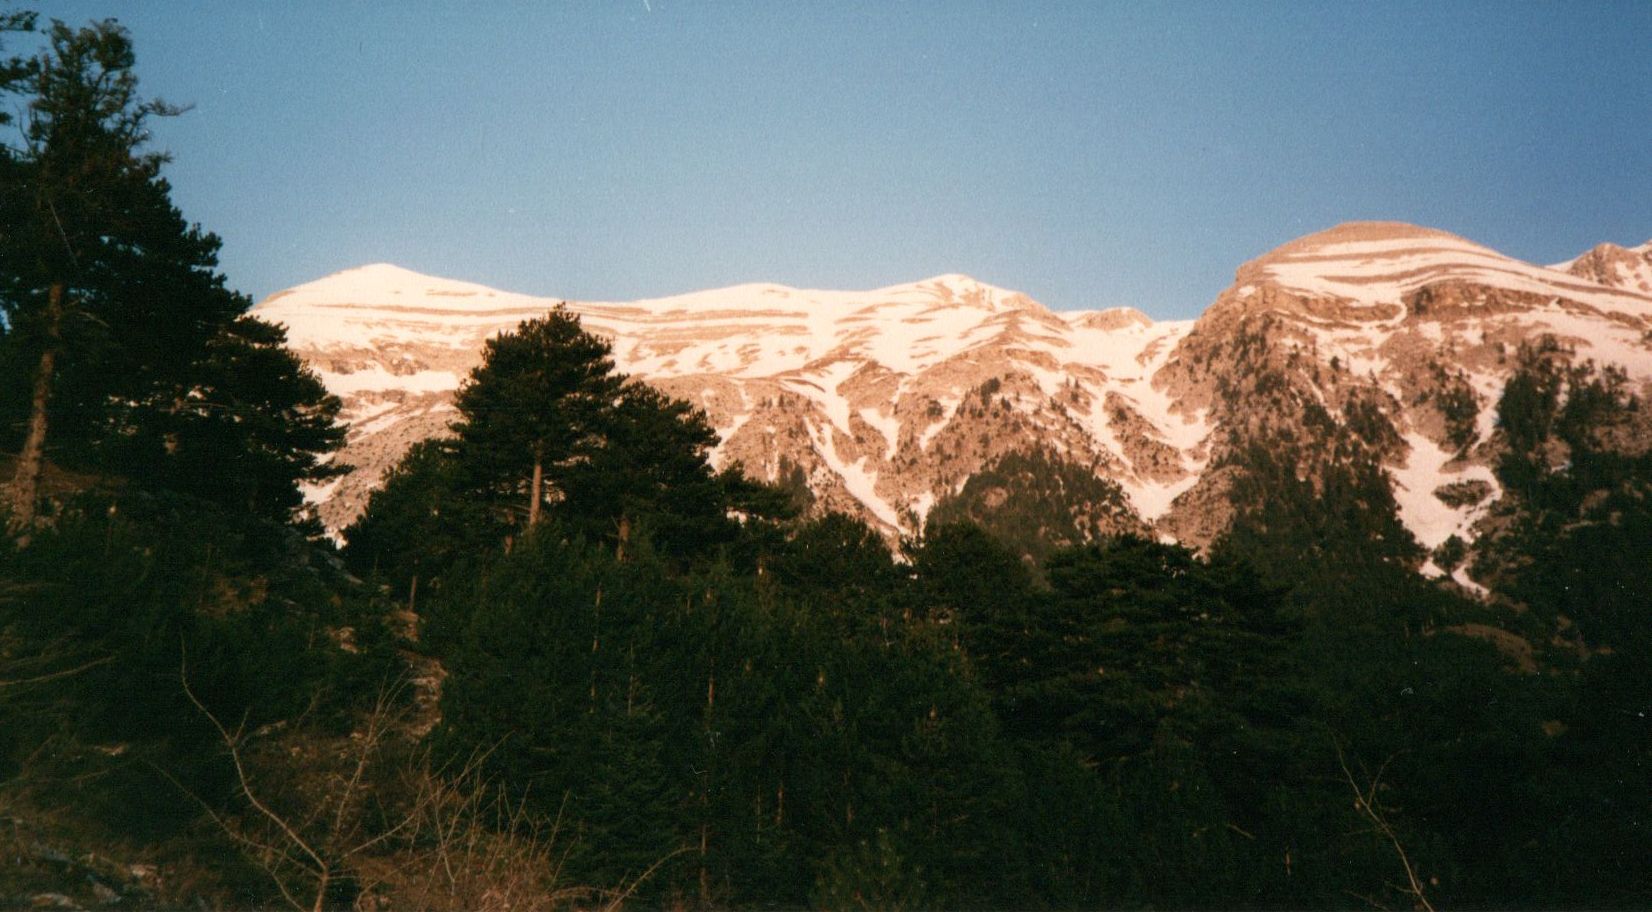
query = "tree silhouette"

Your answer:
(2, 19), (341, 535)
(450, 307), (623, 533)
